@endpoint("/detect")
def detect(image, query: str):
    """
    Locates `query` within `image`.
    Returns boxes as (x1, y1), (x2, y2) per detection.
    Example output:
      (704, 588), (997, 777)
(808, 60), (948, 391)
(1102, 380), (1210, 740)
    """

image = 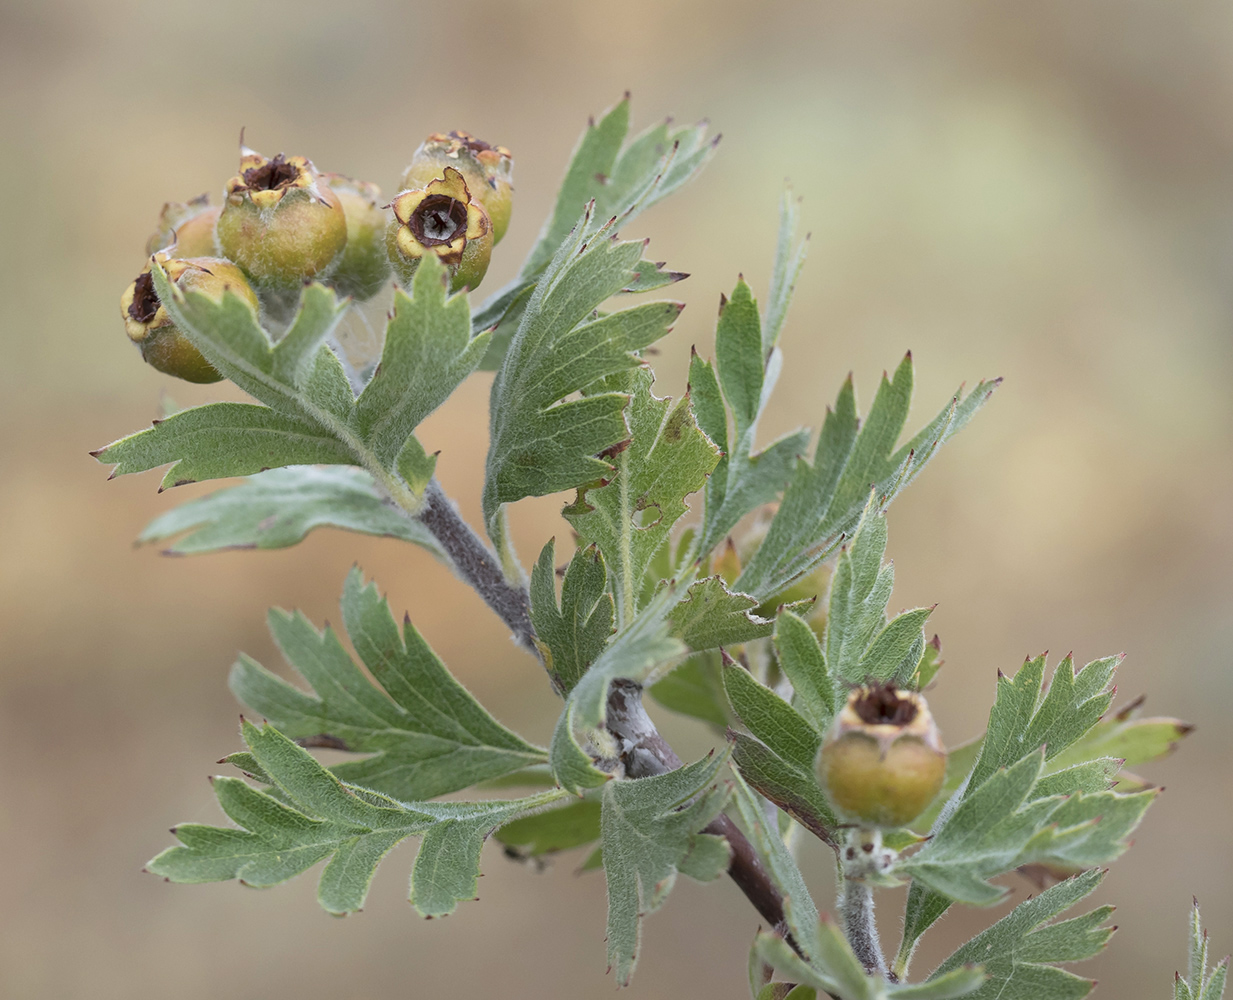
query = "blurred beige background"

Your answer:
(2, 1), (1232, 996)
